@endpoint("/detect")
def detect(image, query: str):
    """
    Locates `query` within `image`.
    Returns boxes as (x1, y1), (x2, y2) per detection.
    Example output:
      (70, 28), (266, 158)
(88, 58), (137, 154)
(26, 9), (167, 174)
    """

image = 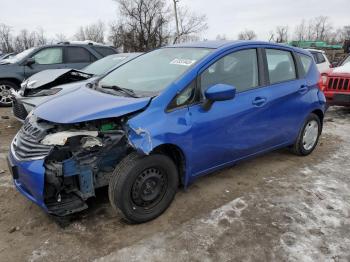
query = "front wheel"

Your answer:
(0, 80), (18, 107)
(108, 152), (179, 223)
(291, 113), (321, 156)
